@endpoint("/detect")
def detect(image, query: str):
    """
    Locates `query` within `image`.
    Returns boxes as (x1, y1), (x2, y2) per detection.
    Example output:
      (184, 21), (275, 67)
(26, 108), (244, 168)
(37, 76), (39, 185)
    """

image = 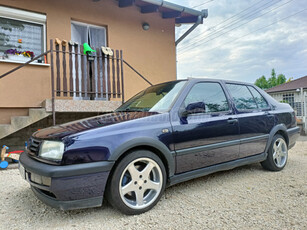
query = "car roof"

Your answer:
(185, 77), (255, 86)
